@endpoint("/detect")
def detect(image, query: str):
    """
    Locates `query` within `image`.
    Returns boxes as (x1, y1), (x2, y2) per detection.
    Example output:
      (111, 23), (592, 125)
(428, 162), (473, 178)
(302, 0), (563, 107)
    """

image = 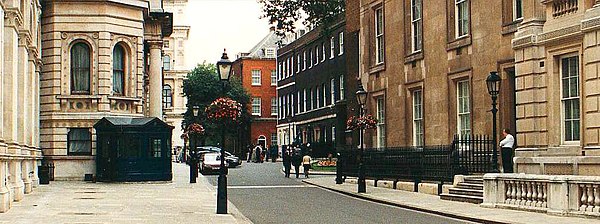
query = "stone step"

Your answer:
(456, 182), (484, 190)
(448, 187), (483, 197)
(440, 193), (483, 204)
(463, 178), (483, 185)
